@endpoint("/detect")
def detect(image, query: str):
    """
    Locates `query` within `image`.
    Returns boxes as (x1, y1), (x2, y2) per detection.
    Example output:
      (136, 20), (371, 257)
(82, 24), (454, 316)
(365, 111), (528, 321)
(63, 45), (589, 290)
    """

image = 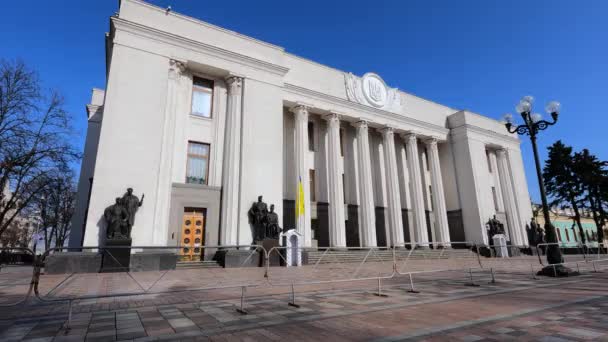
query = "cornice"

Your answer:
(283, 83), (449, 136)
(124, 0), (285, 52)
(86, 105), (103, 123)
(111, 17), (290, 77)
(450, 124), (520, 145)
